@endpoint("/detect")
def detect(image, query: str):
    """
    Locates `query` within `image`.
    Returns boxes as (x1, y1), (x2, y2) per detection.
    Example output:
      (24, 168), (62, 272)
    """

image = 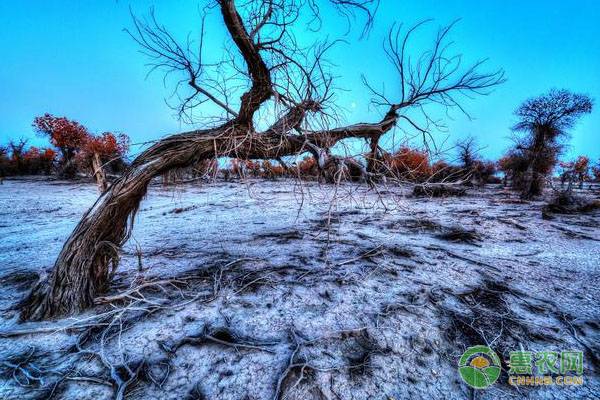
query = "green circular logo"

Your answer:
(458, 345), (501, 389)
